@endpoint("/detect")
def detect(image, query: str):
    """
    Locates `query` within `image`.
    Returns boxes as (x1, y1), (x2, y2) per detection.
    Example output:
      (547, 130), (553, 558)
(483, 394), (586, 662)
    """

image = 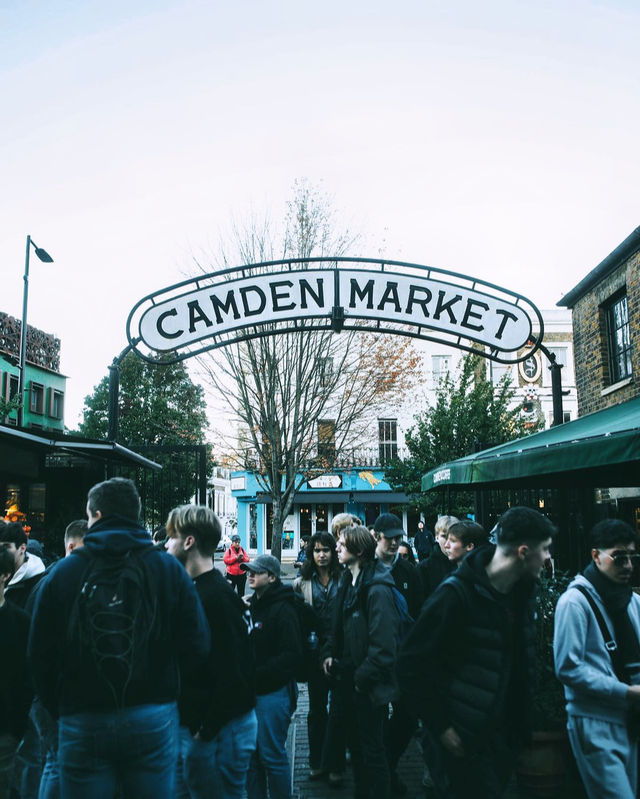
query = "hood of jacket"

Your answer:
(455, 543), (537, 603)
(342, 559), (395, 612)
(8, 551), (45, 586)
(81, 516), (154, 557)
(250, 578), (296, 609)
